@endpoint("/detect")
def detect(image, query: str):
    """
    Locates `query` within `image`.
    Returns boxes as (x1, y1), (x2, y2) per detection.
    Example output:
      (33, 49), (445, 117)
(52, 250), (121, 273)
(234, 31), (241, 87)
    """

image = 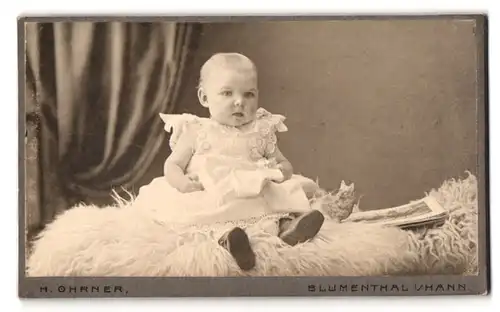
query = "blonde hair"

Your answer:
(198, 53), (257, 89)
